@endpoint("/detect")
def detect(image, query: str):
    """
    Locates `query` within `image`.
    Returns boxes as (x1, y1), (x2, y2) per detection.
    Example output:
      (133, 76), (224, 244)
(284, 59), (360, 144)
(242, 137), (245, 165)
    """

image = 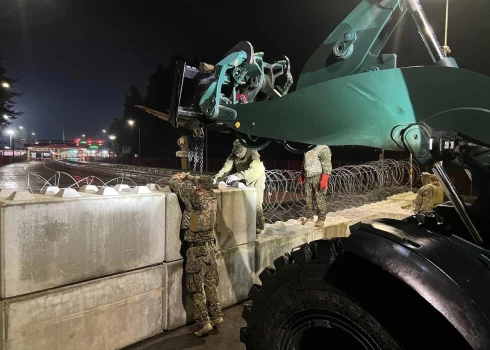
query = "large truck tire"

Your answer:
(240, 239), (400, 350)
